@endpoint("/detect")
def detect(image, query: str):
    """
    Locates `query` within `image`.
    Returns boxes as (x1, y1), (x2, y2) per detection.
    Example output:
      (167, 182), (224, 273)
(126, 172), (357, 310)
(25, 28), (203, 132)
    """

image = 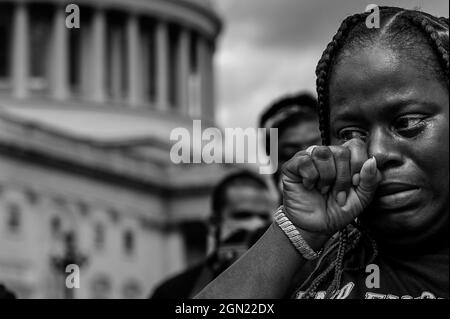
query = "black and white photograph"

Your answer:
(0, 0), (448, 312)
